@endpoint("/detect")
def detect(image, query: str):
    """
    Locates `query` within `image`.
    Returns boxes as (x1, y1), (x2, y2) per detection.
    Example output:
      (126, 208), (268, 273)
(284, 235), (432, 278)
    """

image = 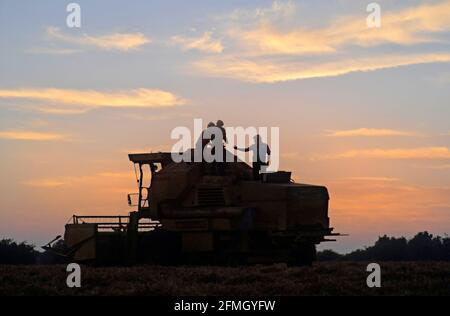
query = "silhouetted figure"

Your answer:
(234, 134), (271, 180)
(195, 121), (215, 161)
(216, 119), (227, 144)
(211, 119), (227, 176)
